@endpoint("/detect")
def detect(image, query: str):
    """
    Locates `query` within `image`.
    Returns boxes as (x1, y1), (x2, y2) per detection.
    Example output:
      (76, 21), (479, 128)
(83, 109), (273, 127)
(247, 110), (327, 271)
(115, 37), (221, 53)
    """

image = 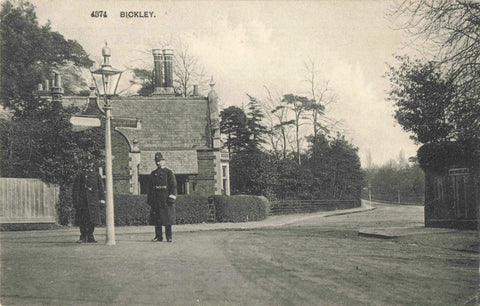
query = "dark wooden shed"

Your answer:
(419, 141), (479, 229)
